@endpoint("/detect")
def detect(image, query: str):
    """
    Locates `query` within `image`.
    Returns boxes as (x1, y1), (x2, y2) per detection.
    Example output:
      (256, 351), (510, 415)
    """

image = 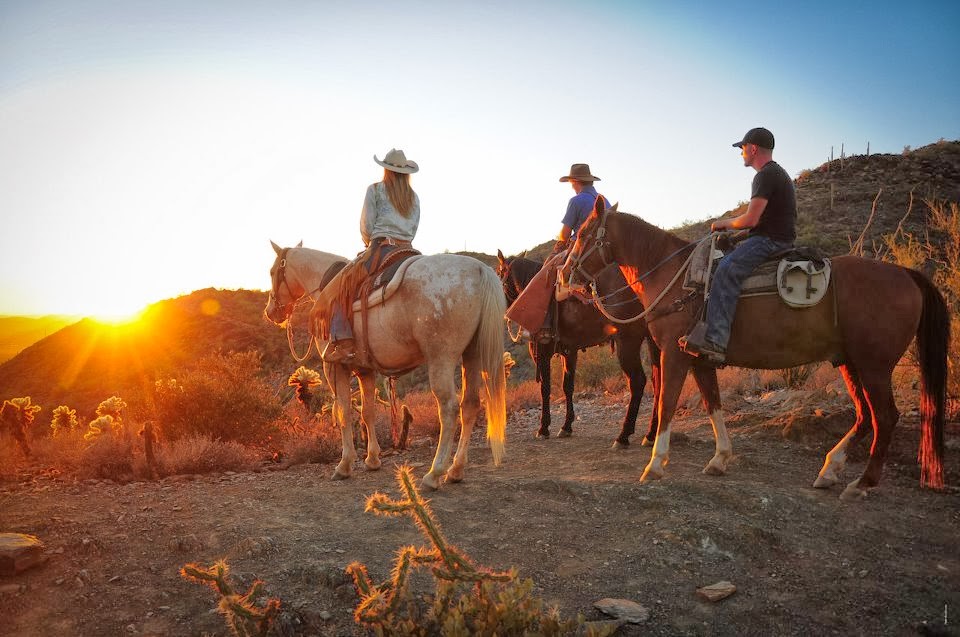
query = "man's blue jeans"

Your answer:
(705, 234), (793, 349)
